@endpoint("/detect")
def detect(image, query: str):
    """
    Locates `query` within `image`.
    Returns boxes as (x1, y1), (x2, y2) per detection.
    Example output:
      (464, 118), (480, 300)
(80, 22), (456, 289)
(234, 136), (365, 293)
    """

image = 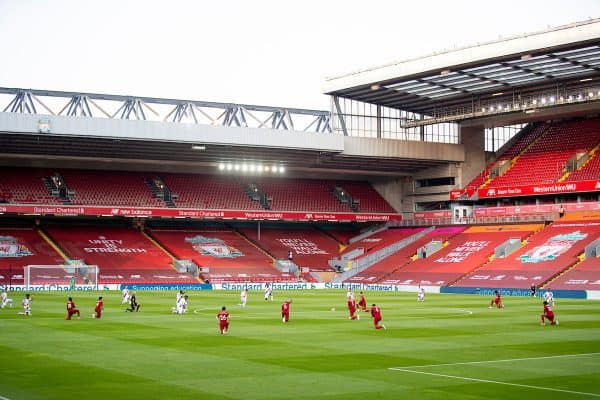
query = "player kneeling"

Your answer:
(217, 306), (230, 334)
(541, 300), (558, 326)
(370, 304), (386, 330)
